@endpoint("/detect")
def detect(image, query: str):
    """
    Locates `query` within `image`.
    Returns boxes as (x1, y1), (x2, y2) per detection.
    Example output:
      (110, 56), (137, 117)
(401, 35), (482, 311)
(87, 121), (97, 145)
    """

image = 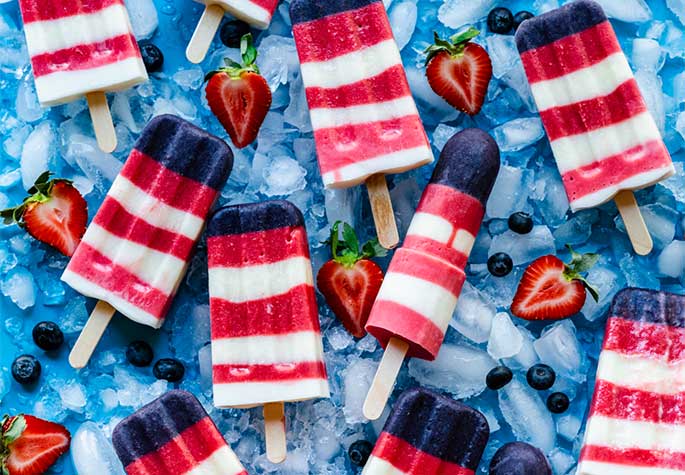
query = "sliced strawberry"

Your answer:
(511, 246), (600, 320)
(1, 415), (71, 475)
(206, 33), (272, 148)
(425, 28), (493, 115)
(0, 172), (87, 257)
(317, 222), (387, 338)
